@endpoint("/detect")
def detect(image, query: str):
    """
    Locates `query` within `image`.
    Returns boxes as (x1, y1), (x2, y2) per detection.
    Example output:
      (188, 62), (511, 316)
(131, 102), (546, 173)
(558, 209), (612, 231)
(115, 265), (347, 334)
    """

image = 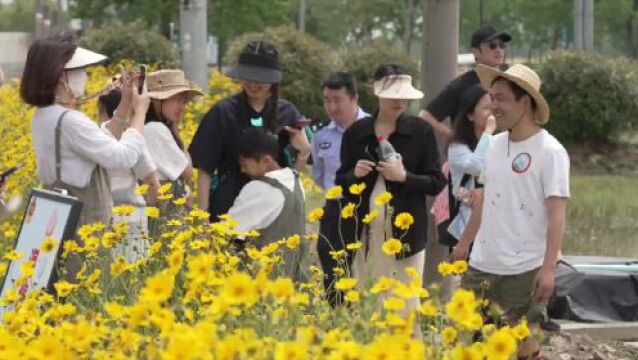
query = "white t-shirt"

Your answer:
(469, 129), (570, 275)
(228, 168), (304, 236)
(31, 105), (145, 188)
(143, 122), (189, 181)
